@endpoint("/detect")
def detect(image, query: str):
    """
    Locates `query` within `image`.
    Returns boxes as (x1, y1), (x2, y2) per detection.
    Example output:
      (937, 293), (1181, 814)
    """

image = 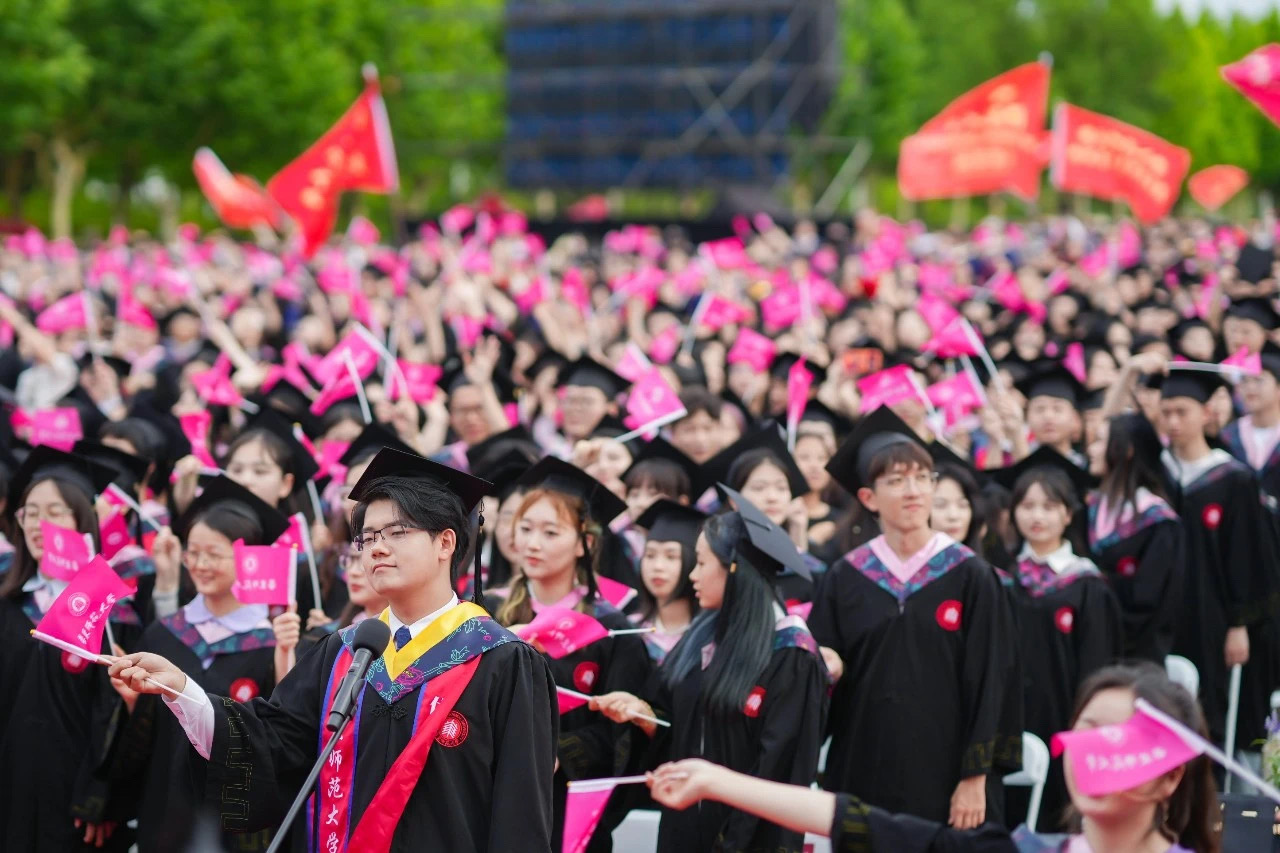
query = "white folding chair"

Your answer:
(1002, 731), (1050, 830)
(1165, 655), (1200, 698)
(612, 809), (661, 853)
